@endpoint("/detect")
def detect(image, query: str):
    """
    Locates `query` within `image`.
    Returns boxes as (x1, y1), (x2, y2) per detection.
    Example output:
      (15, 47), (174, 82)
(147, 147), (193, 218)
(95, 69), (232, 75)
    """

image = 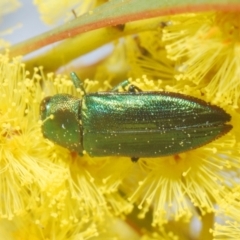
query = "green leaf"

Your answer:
(8, 0), (240, 57)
